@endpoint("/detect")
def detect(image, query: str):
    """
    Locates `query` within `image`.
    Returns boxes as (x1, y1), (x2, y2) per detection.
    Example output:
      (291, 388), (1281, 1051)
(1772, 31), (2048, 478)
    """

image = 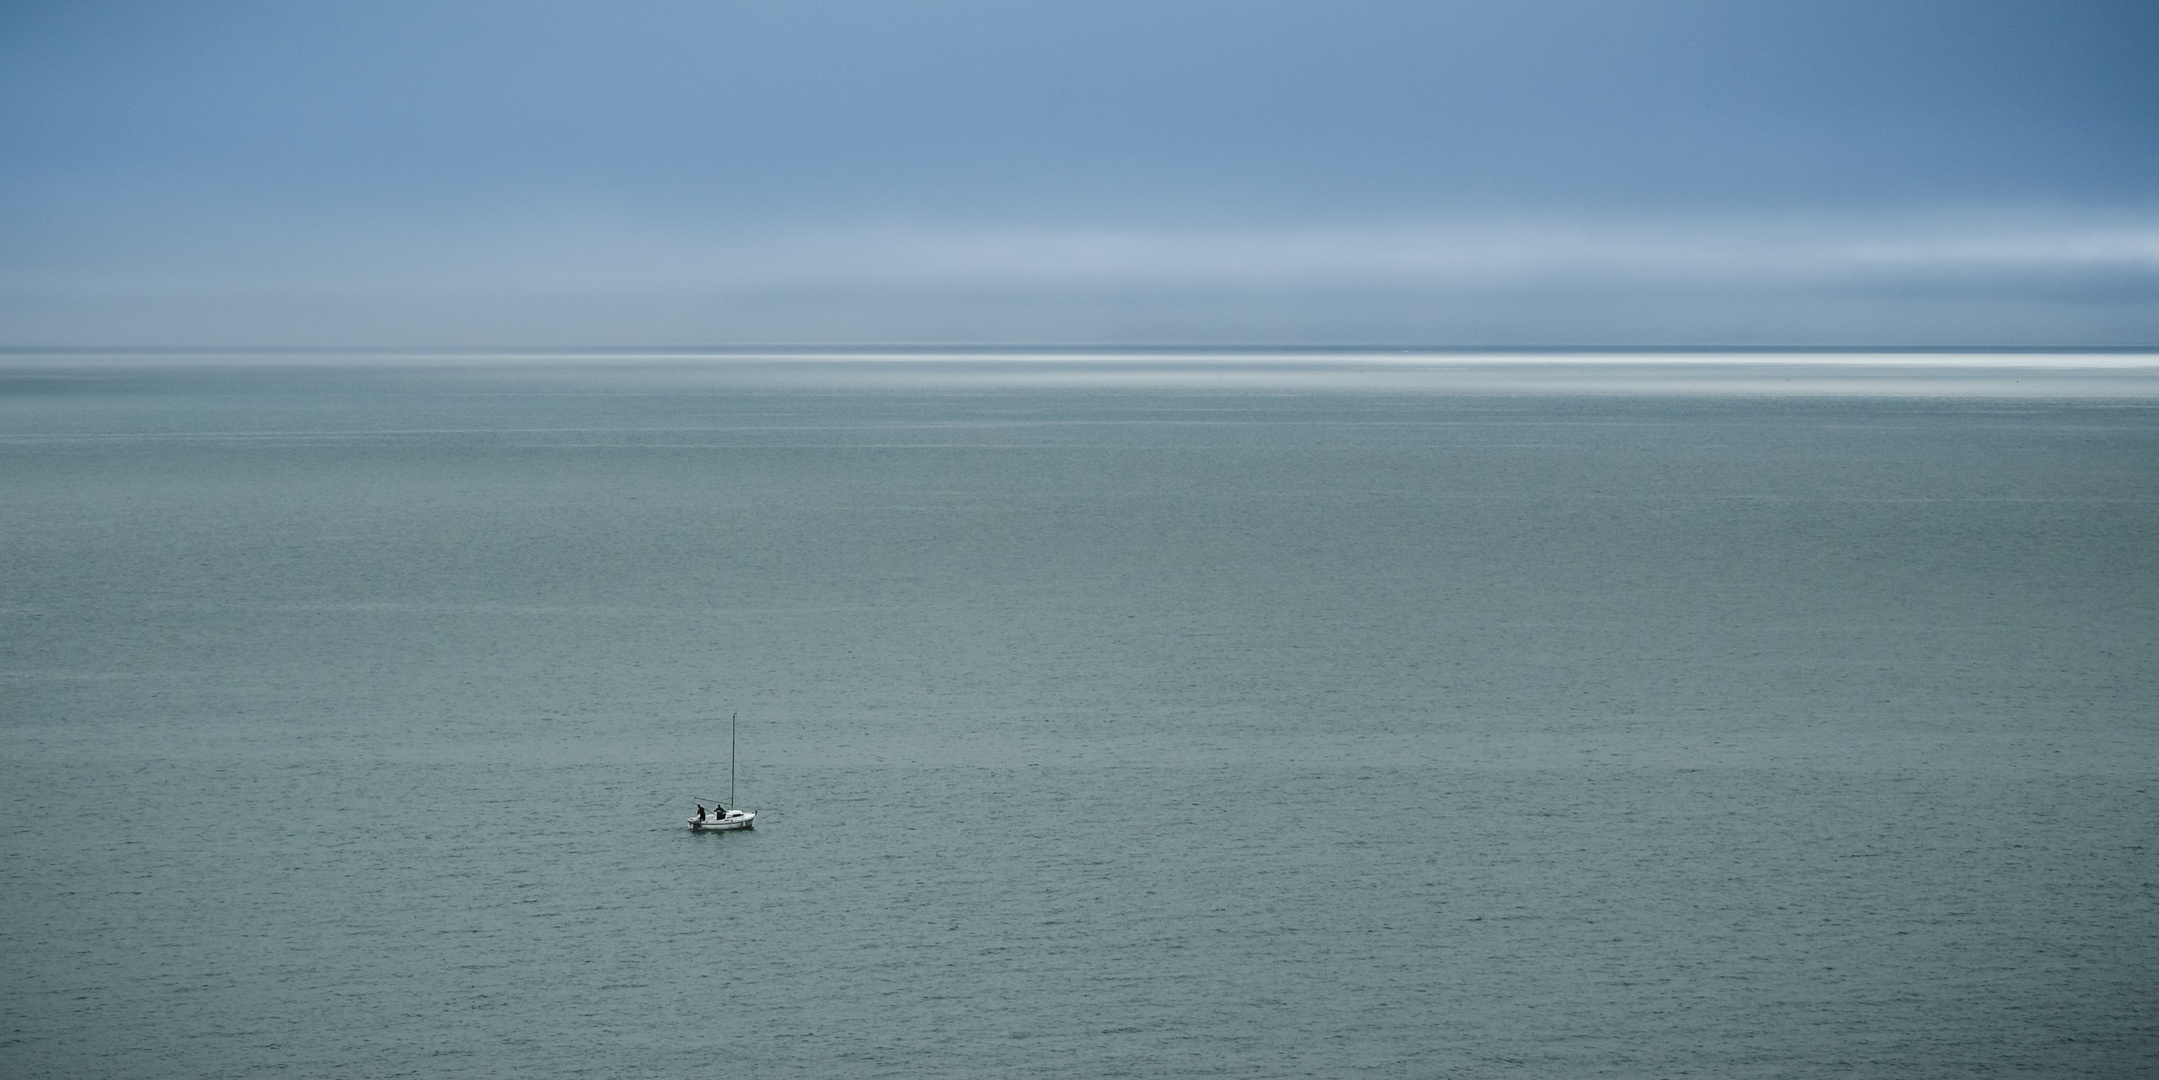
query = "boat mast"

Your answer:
(730, 712), (737, 808)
